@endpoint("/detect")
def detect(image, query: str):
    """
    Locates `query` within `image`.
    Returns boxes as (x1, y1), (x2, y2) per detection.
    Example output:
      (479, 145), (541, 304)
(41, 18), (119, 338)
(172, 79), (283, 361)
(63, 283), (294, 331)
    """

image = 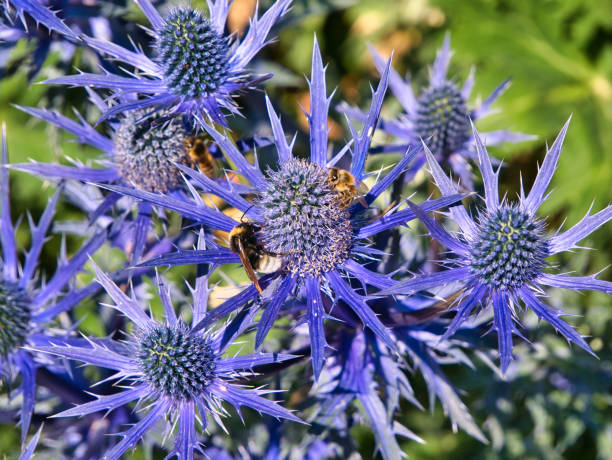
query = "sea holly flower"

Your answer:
(12, 96), (268, 262)
(338, 34), (532, 188)
(42, 0), (292, 127)
(0, 126), (107, 444)
(15, 103), (193, 193)
(29, 263), (302, 460)
(380, 119), (612, 373)
(11, 100), (192, 263)
(95, 38), (466, 379)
